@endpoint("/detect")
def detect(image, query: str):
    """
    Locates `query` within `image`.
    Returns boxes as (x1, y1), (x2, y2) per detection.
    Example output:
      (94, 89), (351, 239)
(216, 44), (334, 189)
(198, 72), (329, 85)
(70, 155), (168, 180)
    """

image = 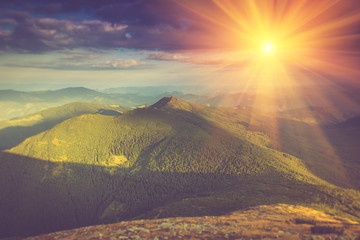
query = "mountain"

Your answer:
(0, 102), (128, 150)
(1, 97), (360, 238)
(9, 97), (310, 177)
(2, 86), (359, 124)
(181, 85), (360, 124)
(151, 96), (199, 111)
(0, 87), (106, 121)
(246, 112), (360, 189)
(0, 87), (101, 103)
(26, 204), (360, 239)
(0, 87), (194, 121)
(278, 106), (358, 125)
(0, 89), (35, 102)
(0, 87), (148, 121)
(206, 93), (276, 109)
(102, 86), (207, 96)
(151, 97), (360, 189)
(103, 86), (182, 95)
(334, 115), (360, 129)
